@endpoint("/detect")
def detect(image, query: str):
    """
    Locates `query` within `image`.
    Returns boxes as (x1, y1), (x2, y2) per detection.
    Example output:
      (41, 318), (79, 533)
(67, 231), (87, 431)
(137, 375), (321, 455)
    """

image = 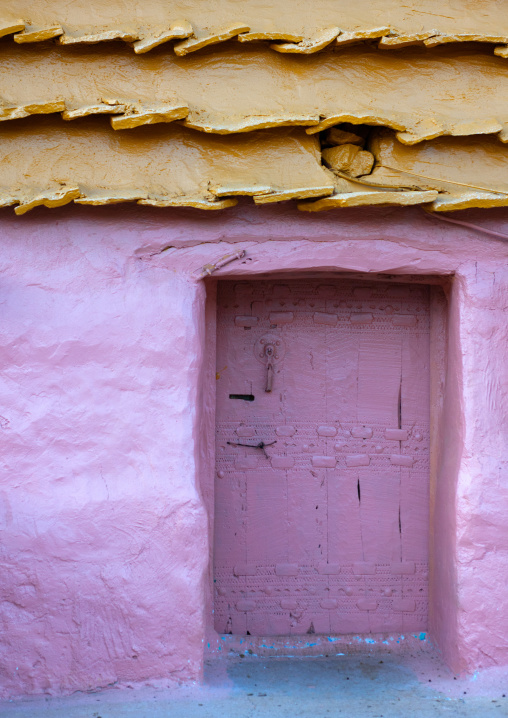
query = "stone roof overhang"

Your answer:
(1, 45), (508, 144)
(2, 0), (508, 57)
(3, 117), (508, 215)
(2, 8), (508, 216)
